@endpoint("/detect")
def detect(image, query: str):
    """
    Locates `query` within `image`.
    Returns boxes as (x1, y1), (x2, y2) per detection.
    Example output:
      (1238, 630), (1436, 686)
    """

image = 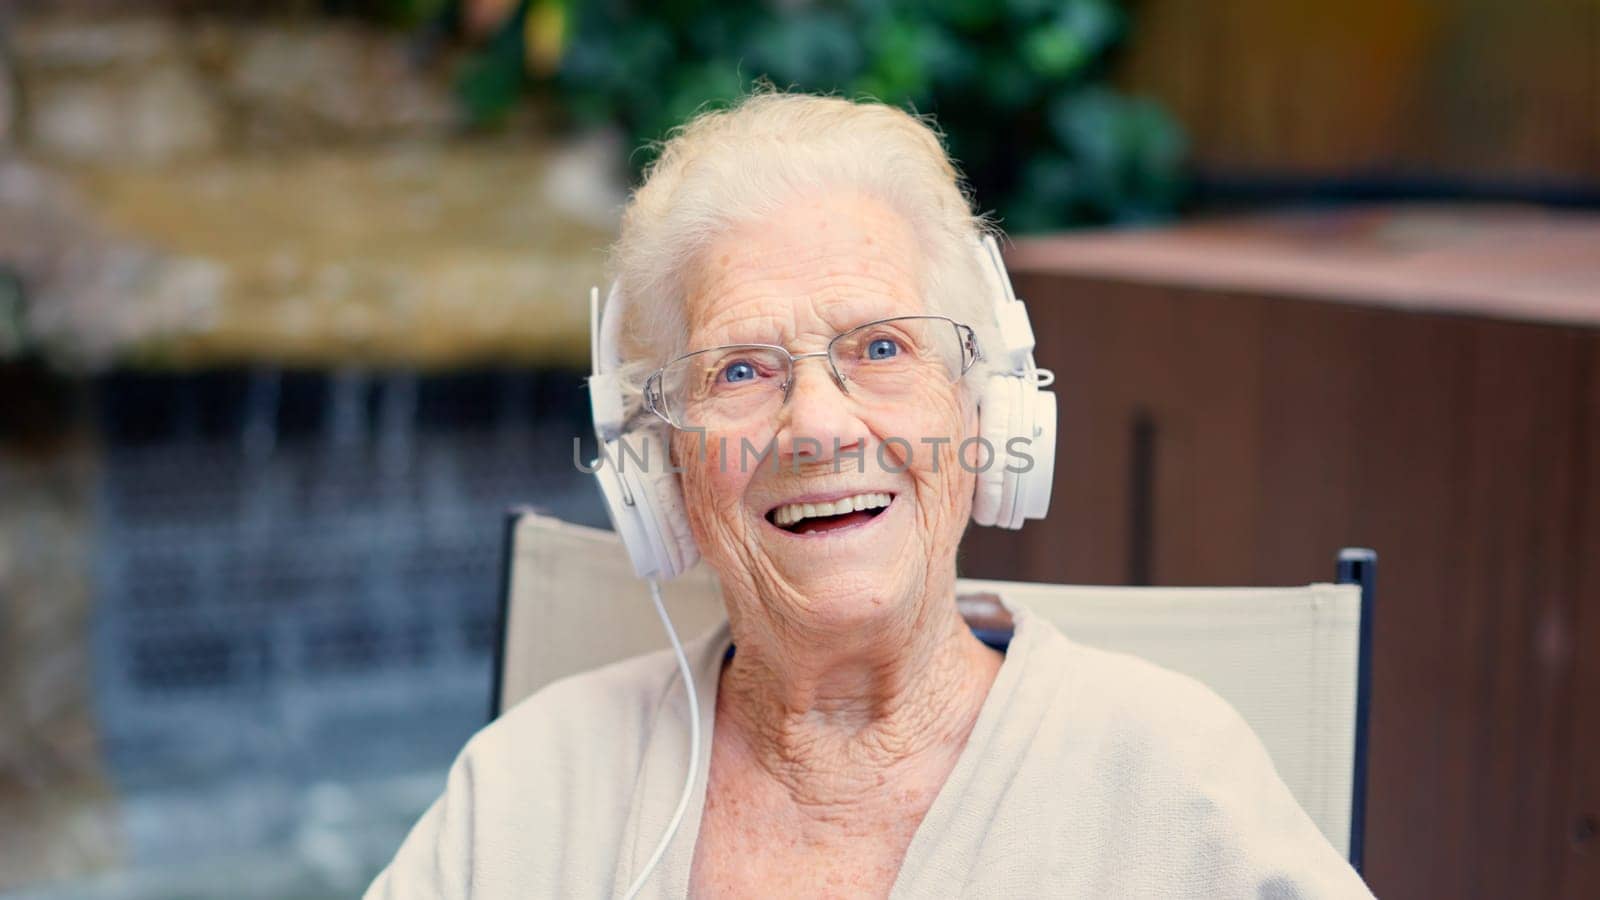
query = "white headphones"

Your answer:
(587, 233), (1057, 580)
